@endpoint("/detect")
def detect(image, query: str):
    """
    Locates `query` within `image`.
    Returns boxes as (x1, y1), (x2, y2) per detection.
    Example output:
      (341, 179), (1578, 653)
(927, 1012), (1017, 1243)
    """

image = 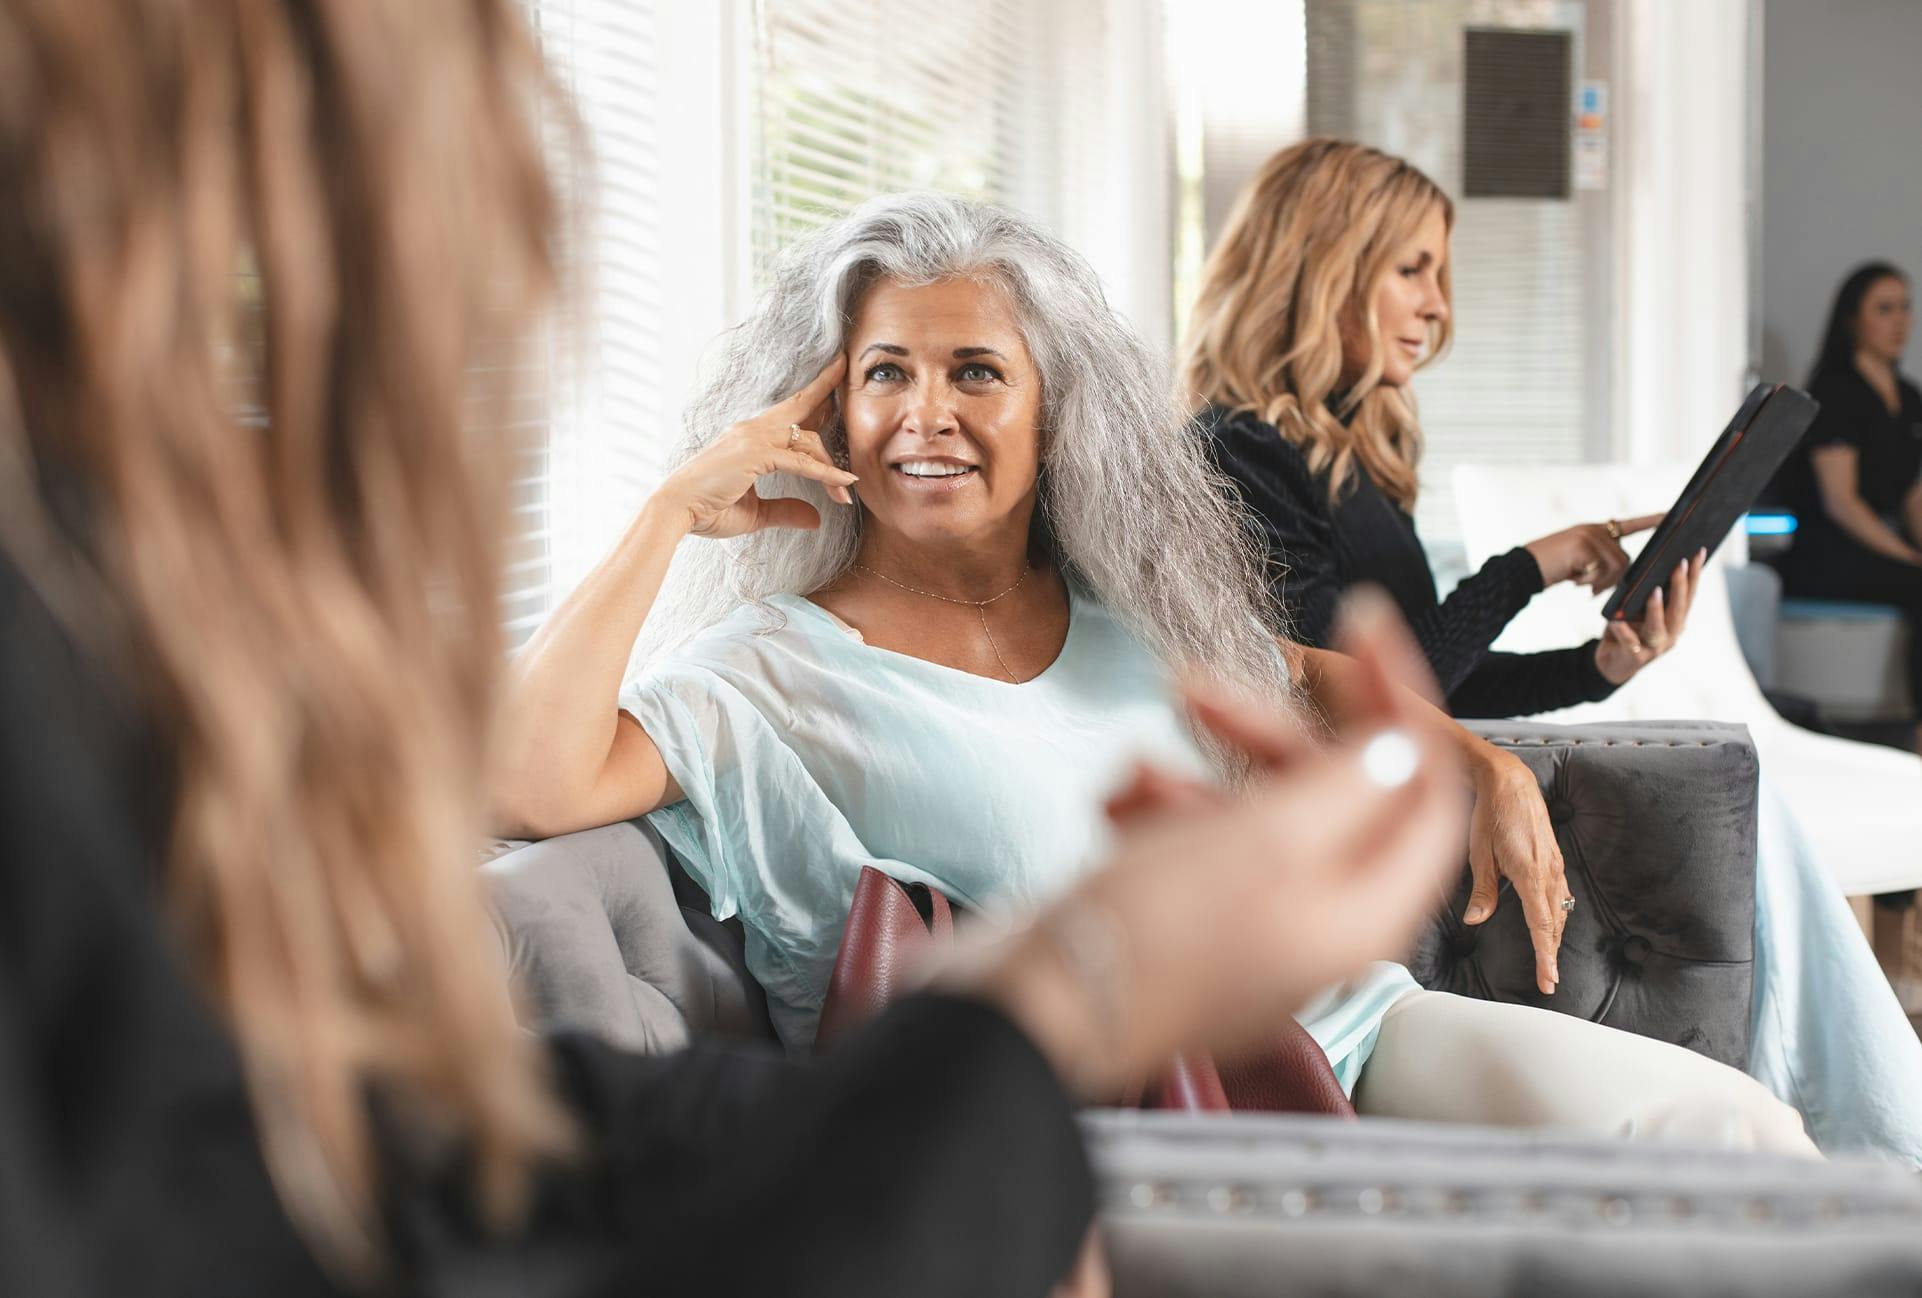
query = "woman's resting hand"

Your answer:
(1594, 549), (1704, 685)
(944, 591), (1467, 1099)
(652, 355), (858, 539)
(1462, 750), (1570, 996)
